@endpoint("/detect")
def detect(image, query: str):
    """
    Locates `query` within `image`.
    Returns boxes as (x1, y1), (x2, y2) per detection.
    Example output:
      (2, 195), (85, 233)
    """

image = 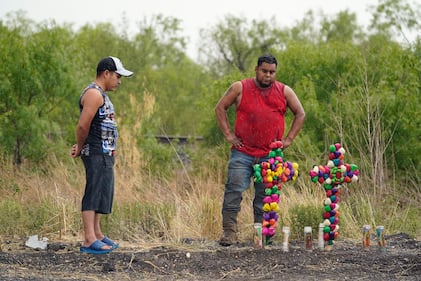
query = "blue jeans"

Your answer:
(222, 149), (270, 223)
